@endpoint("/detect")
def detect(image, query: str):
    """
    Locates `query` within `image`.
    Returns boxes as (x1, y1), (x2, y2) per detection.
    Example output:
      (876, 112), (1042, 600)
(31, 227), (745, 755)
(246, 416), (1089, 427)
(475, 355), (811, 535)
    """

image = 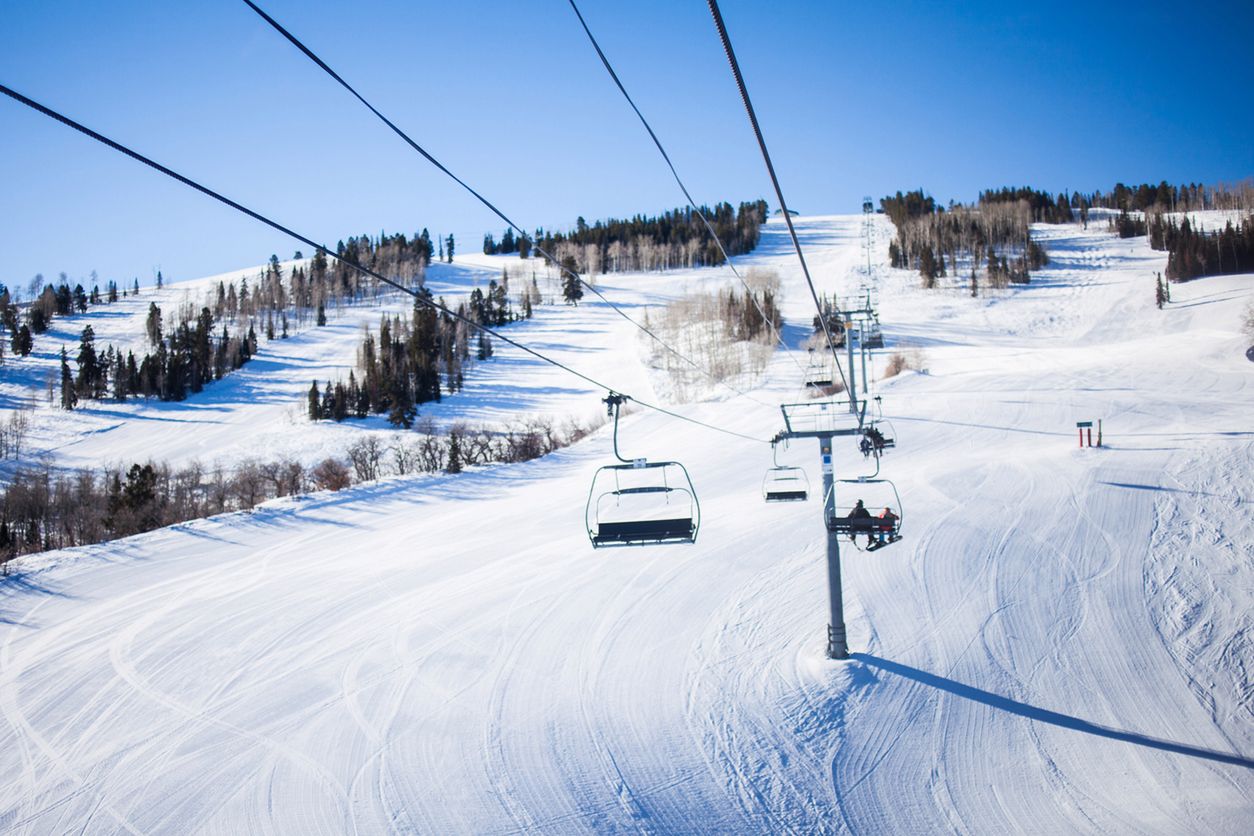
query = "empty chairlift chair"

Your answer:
(762, 436), (809, 502)
(587, 460), (700, 546)
(763, 468), (809, 502)
(804, 362), (834, 389)
(586, 394), (701, 548)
